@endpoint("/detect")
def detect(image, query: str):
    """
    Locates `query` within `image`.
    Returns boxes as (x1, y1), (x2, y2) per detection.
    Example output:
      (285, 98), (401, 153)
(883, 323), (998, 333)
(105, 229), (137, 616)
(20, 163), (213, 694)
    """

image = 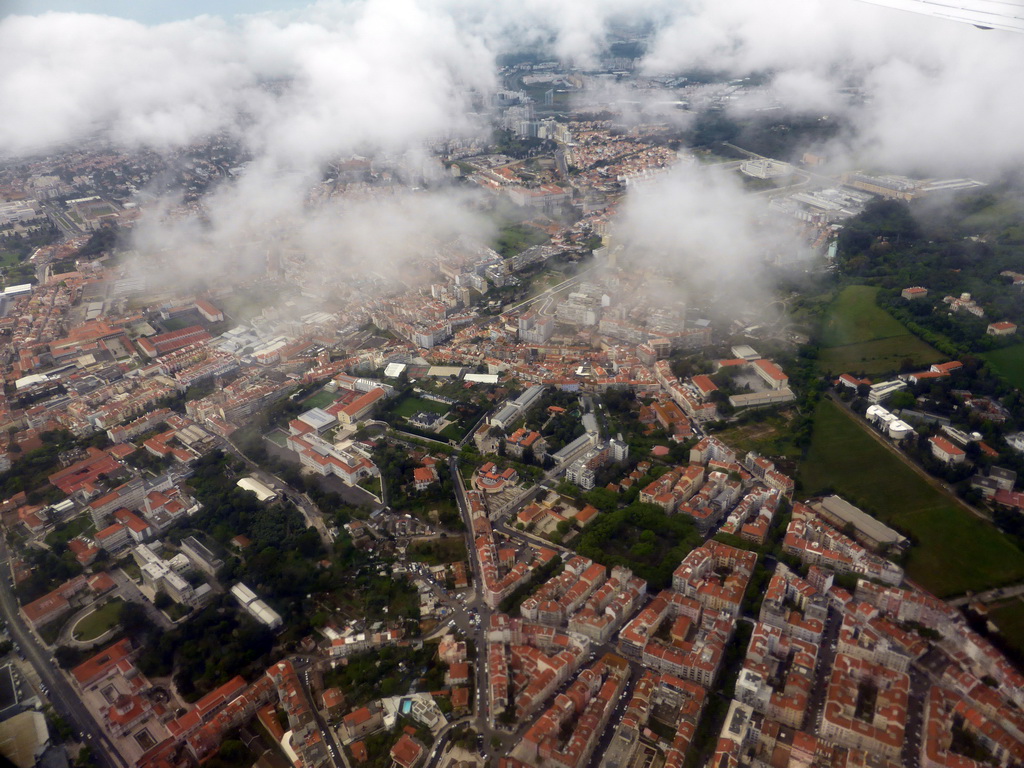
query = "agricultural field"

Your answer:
(818, 285), (939, 376)
(800, 399), (1024, 597)
(981, 343), (1024, 390)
